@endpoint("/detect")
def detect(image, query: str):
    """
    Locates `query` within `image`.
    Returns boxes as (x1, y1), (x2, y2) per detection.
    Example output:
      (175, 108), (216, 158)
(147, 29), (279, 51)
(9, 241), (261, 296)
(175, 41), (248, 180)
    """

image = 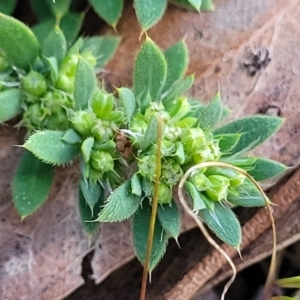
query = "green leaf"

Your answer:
(79, 189), (103, 236)
(24, 130), (80, 165)
(74, 56), (96, 110)
(228, 180), (265, 207)
(42, 26), (67, 63)
(157, 200), (181, 239)
(80, 178), (102, 214)
(133, 38), (167, 107)
(132, 202), (168, 271)
(62, 129), (82, 144)
(214, 116), (284, 156)
(89, 0), (123, 28)
(142, 115), (158, 151)
(247, 158), (287, 181)
(275, 276), (300, 289)
(118, 87), (136, 123)
(200, 0), (215, 10)
(45, 0), (72, 19)
(0, 0), (17, 15)
(32, 18), (56, 45)
(184, 181), (206, 211)
(81, 137), (94, 163)
(81, 36), (120, 68)
(171, 0), (214, 11)
(174, 142), (185, 164)
(199, 202), (242, 248)
(0, 89), (21, 122)
(187, 0), (202, 10)
(131, 173), (142, 197)
(198, 93), (223, 129)
(97, 180), (141, 222)
(162, 75), (194, 104)
(163, 41), (189, 92)
(60, 12), (85, 45)
(215, 133), (241, 154)
(29, 0), (53, 21)
(12, 151), (54, 218)
(0, 13), (39, 70)
(134, 0), (167, 30)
